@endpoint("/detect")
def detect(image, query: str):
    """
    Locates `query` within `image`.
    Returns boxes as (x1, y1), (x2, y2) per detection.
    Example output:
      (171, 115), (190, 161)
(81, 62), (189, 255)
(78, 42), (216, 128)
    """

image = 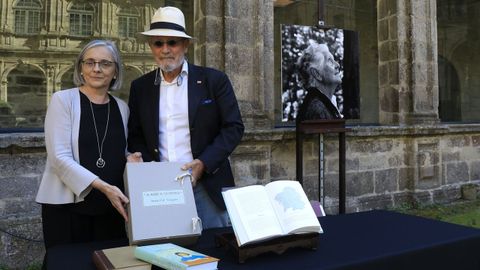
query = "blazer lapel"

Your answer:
(188, 65), (206, 128)
(147, 70), (160, 140)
